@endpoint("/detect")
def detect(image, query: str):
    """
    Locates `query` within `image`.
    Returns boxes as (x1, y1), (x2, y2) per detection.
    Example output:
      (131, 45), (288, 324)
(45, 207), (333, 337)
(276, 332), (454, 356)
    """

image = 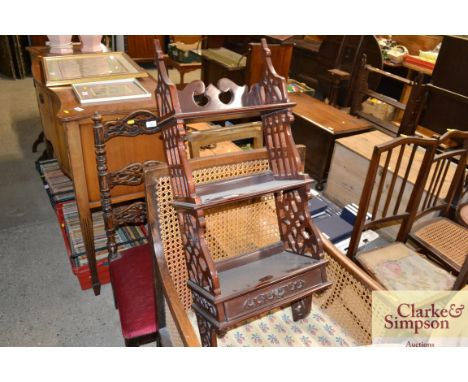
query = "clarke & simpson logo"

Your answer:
(384, 303), (465, 334)
(372, 291), (468, 347)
